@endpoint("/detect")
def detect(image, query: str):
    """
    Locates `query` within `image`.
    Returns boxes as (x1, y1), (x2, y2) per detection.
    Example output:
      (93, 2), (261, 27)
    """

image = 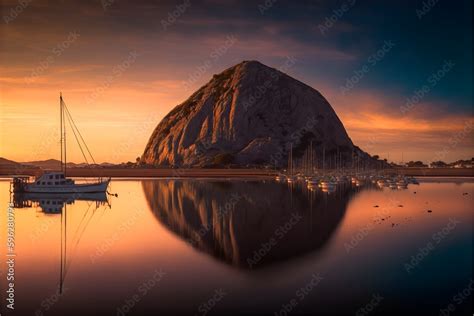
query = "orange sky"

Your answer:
(0, 1), (472, 164)
(1, 74), (472, 164)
